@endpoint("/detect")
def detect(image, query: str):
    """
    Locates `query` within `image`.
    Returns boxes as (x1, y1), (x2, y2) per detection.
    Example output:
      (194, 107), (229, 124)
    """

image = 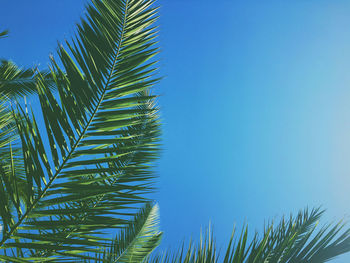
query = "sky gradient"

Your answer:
(1, 1), (350, 262)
